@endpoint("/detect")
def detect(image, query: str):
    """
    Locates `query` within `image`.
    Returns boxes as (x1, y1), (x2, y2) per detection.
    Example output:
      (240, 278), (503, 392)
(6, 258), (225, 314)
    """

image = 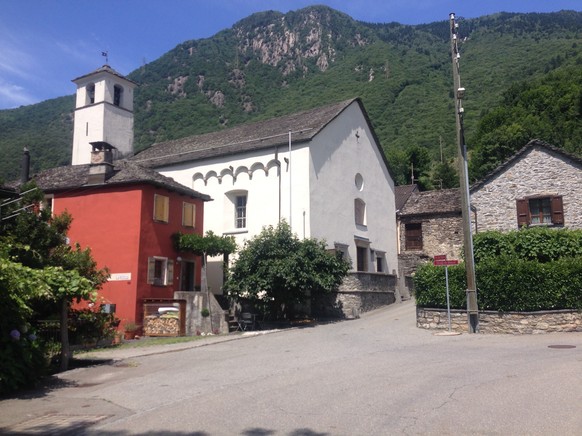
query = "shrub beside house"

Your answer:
(415, 227), (582, 333)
